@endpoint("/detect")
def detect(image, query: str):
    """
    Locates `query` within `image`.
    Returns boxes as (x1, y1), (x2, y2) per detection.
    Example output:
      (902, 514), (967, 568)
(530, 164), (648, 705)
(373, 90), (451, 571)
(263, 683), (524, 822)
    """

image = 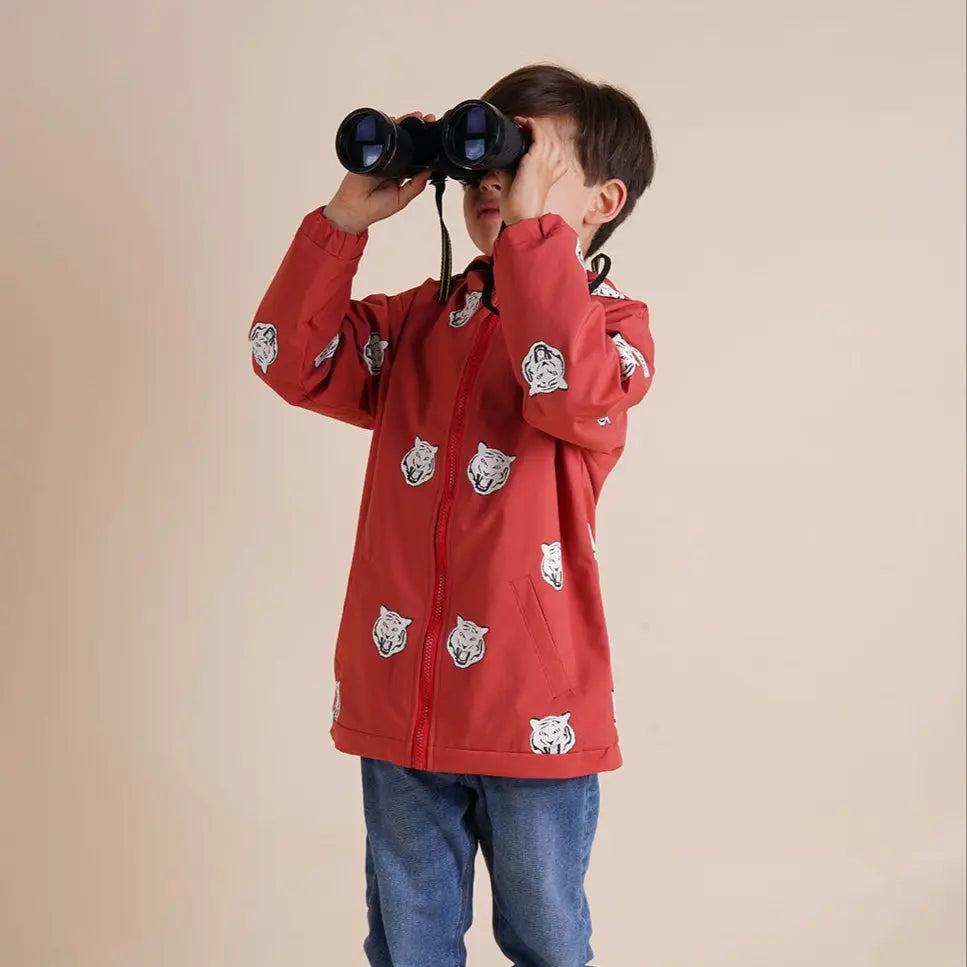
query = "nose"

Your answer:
(476, 170), (502, 193)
